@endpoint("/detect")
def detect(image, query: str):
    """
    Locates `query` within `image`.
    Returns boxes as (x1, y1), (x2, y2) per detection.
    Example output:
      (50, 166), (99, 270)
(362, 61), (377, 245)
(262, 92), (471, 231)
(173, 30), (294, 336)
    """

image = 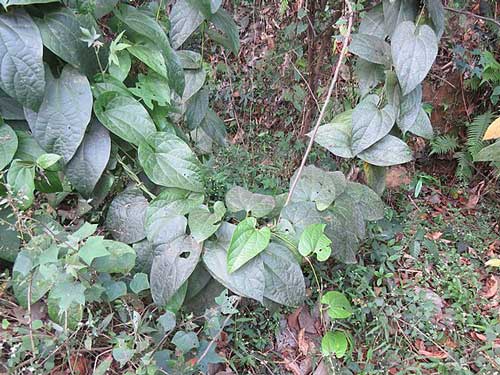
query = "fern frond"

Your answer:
(430, 134), (460, 155)
(455, 151), (473, 181)
(466, 111), (493, 157)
